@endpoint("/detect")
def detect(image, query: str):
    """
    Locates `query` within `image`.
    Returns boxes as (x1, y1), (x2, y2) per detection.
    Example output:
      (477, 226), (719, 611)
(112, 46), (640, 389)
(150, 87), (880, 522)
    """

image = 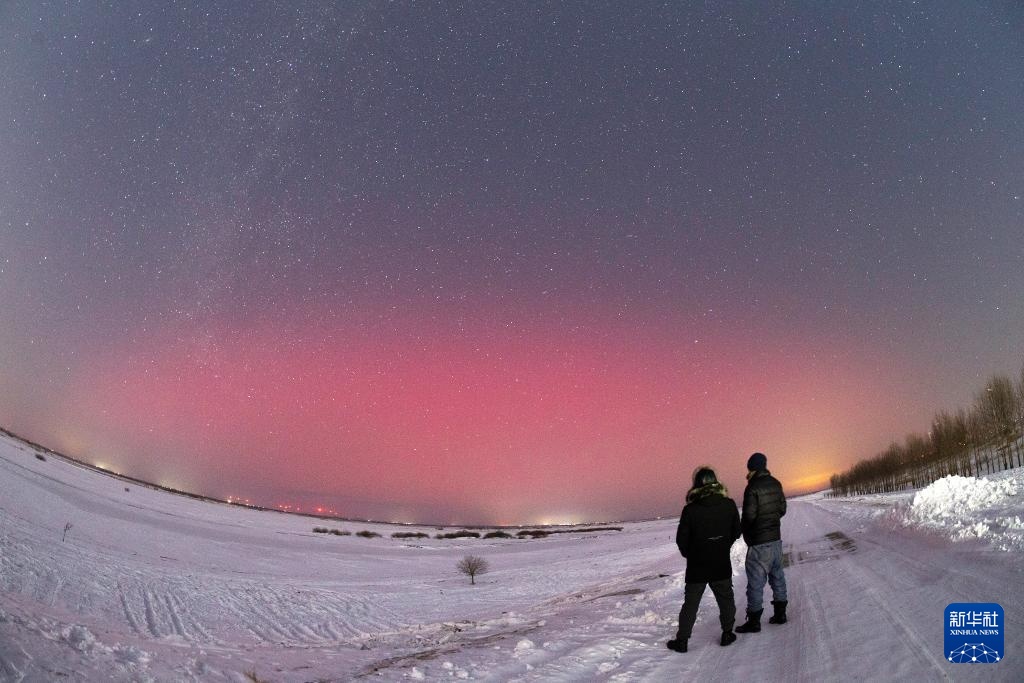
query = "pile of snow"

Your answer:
(904, 473), (1024, 550)
(605, 609), (669, 626)
(513, 638), (535, 656)
(910, 475), (1018, 520)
